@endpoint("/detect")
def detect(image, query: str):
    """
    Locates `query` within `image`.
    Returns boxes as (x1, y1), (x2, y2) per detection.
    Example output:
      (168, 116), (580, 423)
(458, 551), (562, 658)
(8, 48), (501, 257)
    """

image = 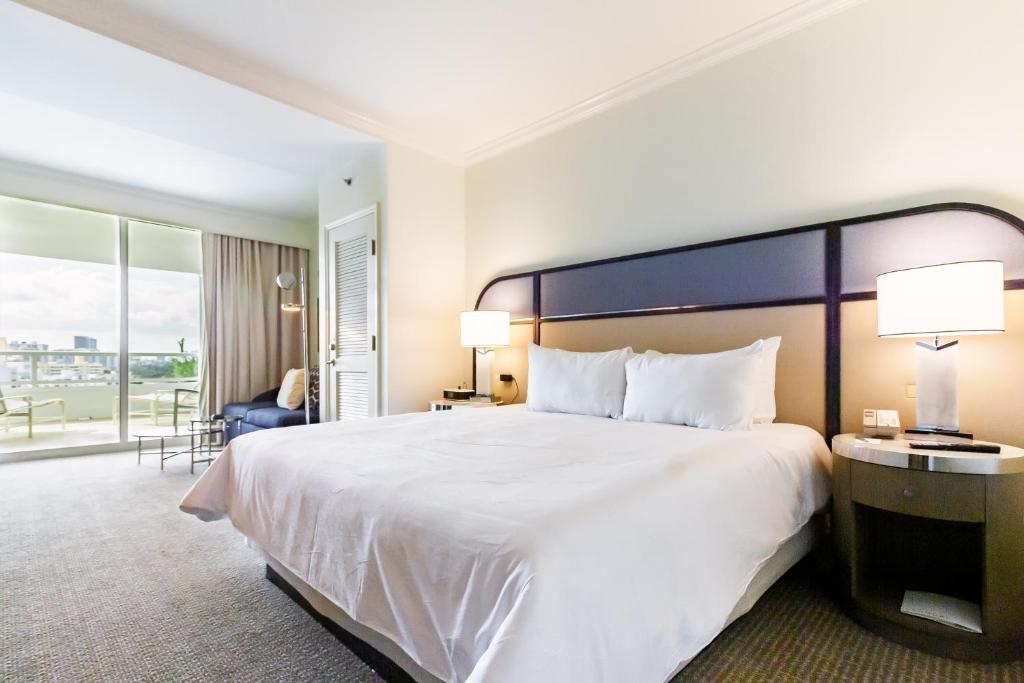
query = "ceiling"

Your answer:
(13, 0), (860, 166)
(0, 1), (376, 222)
